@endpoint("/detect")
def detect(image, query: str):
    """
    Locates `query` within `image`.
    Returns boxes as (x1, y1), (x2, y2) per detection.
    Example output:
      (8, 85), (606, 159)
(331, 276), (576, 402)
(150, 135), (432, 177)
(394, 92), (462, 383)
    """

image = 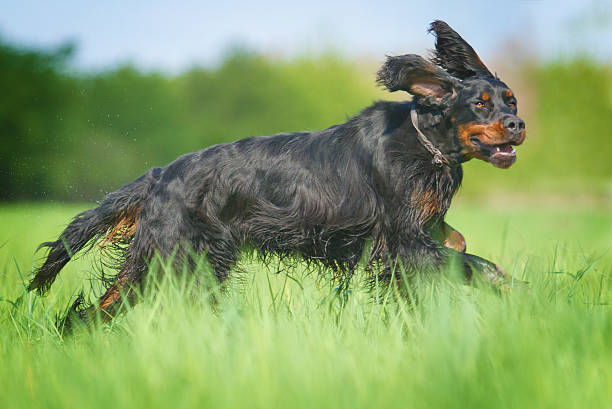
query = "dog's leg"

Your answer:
(442, 222), (466, 253)
(430, 221), (466, 253)
(208, 256), (235, 284)
(334, 238), (366, 293)
(376, 231), (526, 292)
(62, 263), (144, 331)
(452, 250), (528, 291)
(201, 231), (238, 285)
(93, 268), (140, 320)
(333, 252), (362, 299)
(428, 224), (527, 290)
